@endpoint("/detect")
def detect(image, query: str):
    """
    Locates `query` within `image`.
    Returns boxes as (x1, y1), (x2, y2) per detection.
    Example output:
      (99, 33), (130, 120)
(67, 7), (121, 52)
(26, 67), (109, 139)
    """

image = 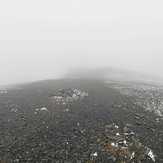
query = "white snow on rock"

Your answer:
(51, 88), (88, 105)
(40, 107), (48, 111)
(155, 110), (163, 117)
(11, 108), (18, 113)
(35, 107), (49, 112)
(114, 124), (119, 129)
(111, 142), (116, 146)
(91, 152), (98, 157)
(123, 140), (127, 146)
(111, 142), (118, 147)
(53, 96), (64, 101)
(35, 108), (40, 111)
(147, 148), (155, 162)
(116, 133), (120, 136)
(130, 152), (135, 160)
